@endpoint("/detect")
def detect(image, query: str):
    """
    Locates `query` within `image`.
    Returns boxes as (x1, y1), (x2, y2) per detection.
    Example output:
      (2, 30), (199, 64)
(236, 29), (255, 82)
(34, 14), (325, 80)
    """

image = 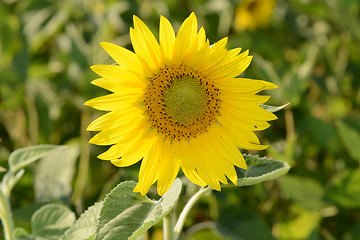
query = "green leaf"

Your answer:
(8, 145), (61, 173)
(34, 145), (79, 203)
(324, 169), (360, 208)
(215, 207), (274, 240)
(276, 205), (321, 240)
(188, 229), (229, 240)
(335, 119), (360, 163)
(61, 202), (103, 240)
(260, 103), (289, 113)
(280, 175), (329, 211)
(350, 220), (360, 240)
(234, 154), (290, 186)
(95, 179), (182, 240)
(31, 204), (76, 239)
(14, 228), (33, 240)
